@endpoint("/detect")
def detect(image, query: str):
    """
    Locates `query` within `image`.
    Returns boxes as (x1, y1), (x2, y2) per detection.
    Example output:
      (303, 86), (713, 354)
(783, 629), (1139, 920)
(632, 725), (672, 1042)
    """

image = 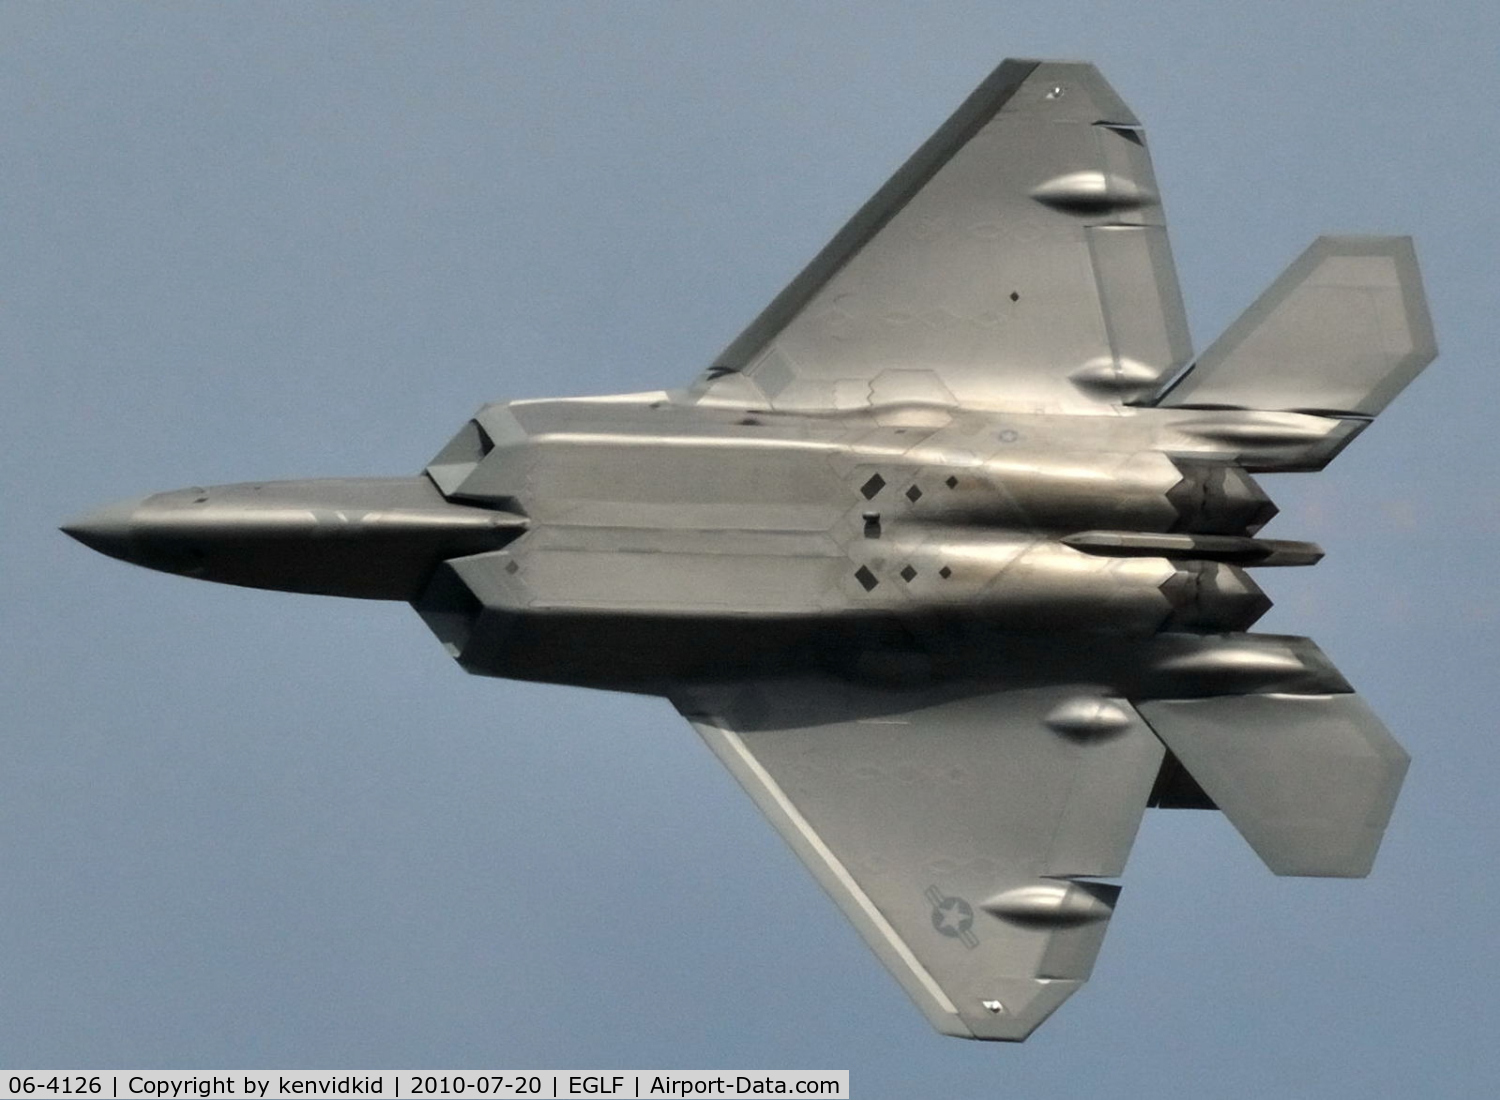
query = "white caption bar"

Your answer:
(0, 1073), (848, 1100)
